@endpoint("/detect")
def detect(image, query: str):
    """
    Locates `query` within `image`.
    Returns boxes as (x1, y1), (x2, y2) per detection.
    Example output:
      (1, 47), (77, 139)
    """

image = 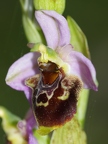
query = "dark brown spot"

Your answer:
(37, 93), (48, 103)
